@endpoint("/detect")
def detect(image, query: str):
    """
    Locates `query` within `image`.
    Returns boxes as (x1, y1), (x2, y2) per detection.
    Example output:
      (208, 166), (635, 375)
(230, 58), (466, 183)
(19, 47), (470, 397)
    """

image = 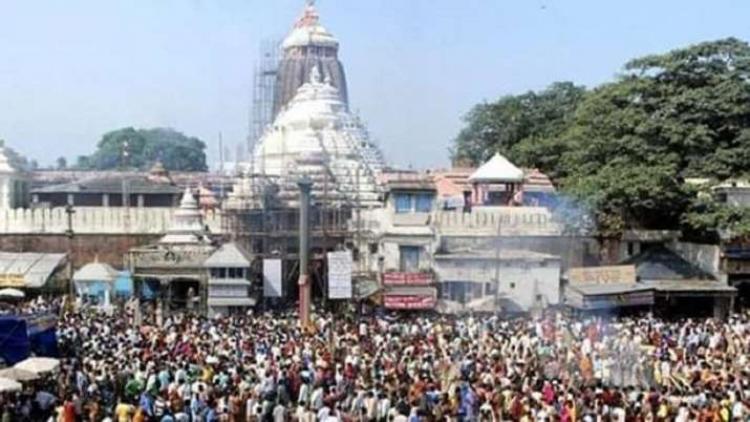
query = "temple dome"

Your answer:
(281, 3), (339, 50)
(273, 1), (348, 119)
(160, 188), (210, 244)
